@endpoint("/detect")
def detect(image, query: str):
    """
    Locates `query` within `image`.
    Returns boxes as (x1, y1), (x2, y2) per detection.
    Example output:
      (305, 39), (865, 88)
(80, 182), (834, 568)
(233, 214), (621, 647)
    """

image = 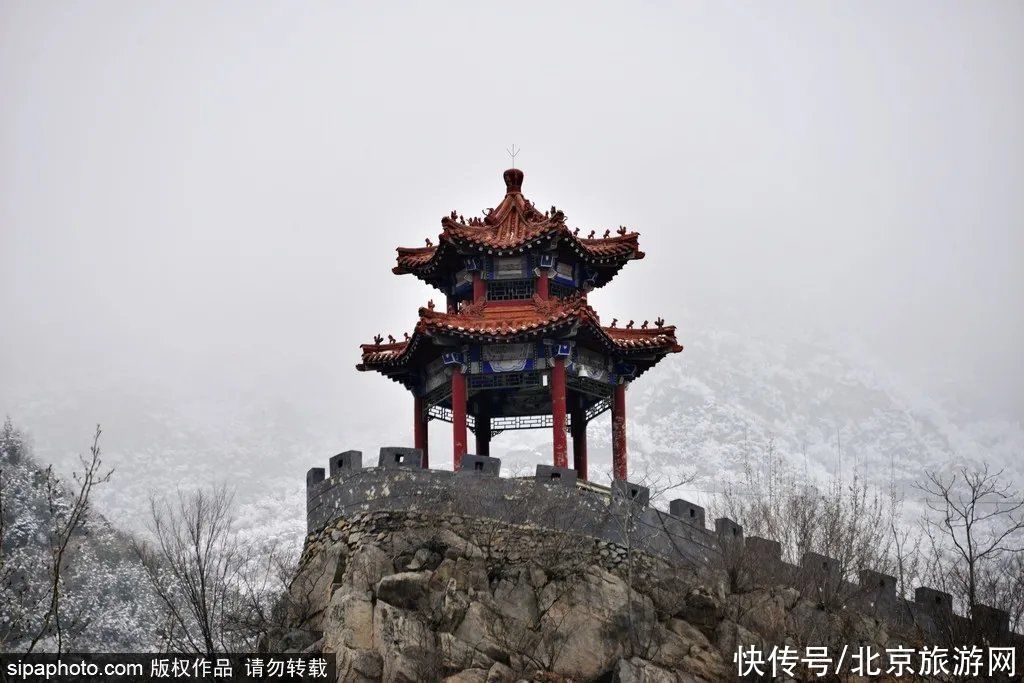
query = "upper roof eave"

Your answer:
(390, 169), (645, 286)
